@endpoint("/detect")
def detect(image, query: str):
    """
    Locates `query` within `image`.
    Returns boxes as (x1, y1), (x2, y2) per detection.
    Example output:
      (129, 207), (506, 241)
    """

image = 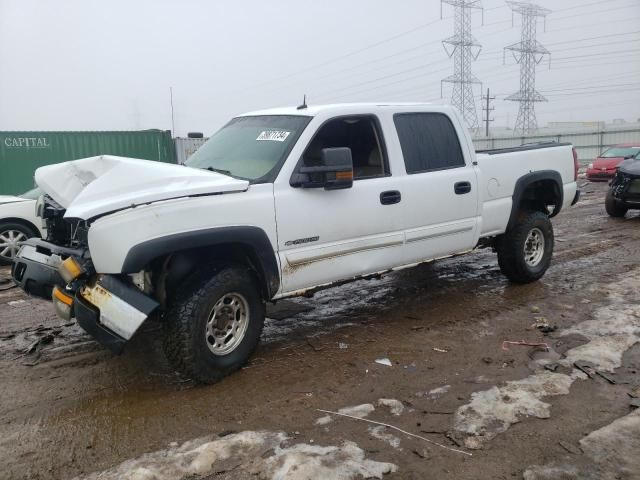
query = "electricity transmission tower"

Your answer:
(441, 0), (483, 132)
(504, 1), (551, 135)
